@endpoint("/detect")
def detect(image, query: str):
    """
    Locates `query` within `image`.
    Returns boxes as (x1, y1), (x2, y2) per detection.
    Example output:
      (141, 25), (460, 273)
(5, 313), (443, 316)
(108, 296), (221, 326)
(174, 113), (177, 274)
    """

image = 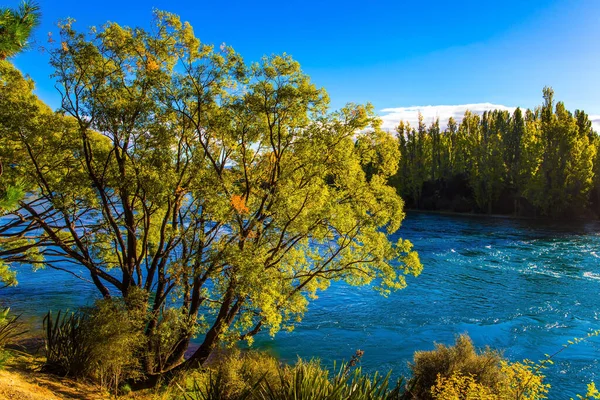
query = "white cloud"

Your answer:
(589, 115), (600, 132)
(379, 103), (517, 132)
(379, 104), (600, 133)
